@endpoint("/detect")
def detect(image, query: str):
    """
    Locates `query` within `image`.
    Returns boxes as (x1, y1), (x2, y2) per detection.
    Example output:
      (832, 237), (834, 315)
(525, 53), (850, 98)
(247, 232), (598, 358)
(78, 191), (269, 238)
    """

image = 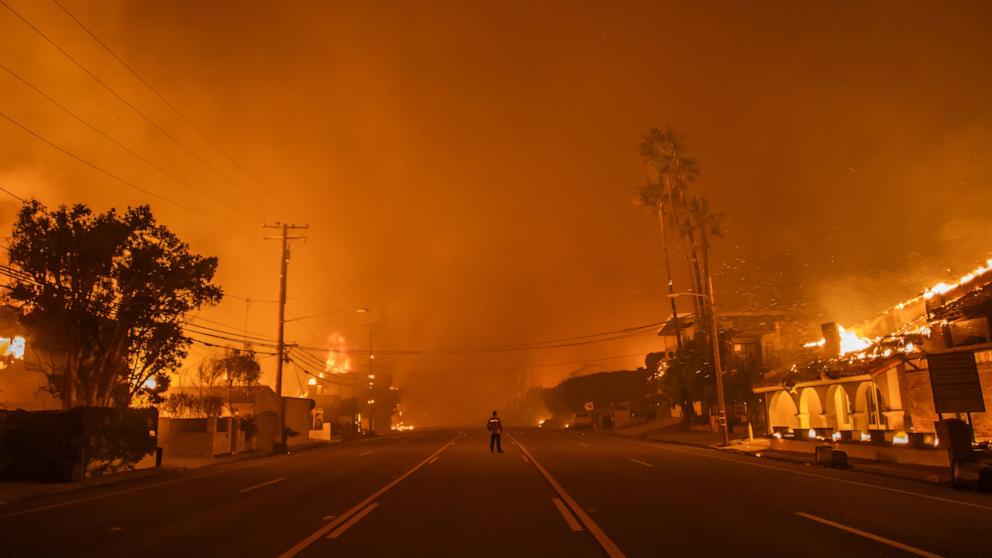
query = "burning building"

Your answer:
(756, 259), (992, 443)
